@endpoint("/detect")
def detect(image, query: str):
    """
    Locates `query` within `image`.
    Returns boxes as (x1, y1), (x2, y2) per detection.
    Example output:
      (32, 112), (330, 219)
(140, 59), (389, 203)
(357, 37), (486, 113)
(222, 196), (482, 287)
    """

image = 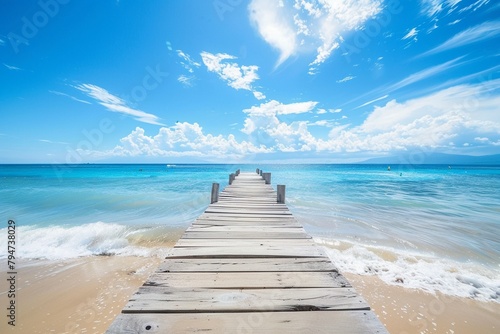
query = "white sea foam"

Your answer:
(315, 237), (500, 303)
(0, 222), (175, 260)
